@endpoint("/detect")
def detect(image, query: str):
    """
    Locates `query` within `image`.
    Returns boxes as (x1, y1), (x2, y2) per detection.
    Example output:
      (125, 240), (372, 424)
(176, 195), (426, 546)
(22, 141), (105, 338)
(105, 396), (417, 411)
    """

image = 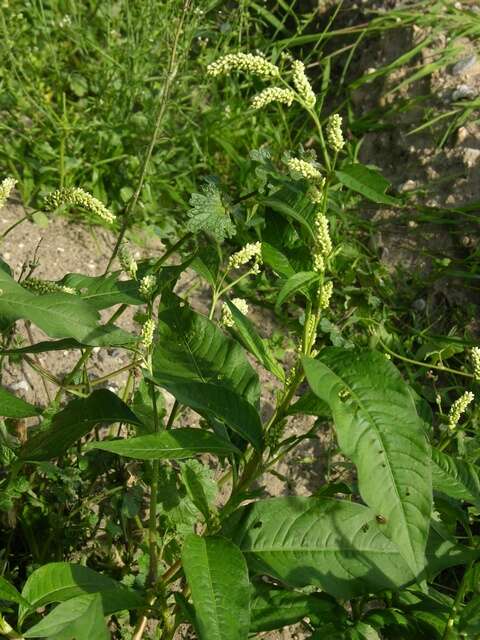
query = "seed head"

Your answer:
(221, 298), (249, 328)
(44, 187), (115, 224)
(327, 113), (345, 153)
(286, 157), (322, 182)
(207, 53), (279, 79)
(0, 177), (16, 208)
(139, 274), (156, 300)
(23, 277), (77, 295)
(251, 87), (295, 110)
(140, 318), (155, 350)
(448, 391), (474, 430)
(119, 243), (138, 280)
(314, 212), (332, 257)
(319, 280), (333, 309)
(228, 241), (262, 274)
(291, 60), (316, 108)
(471, 347), (480, 381)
